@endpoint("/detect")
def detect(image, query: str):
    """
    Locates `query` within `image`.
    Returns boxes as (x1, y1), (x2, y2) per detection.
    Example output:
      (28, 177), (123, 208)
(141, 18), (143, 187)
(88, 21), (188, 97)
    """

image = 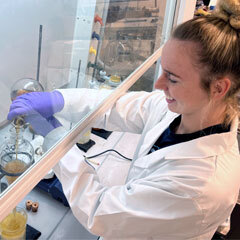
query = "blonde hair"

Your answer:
(172, 0), (240, 126)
